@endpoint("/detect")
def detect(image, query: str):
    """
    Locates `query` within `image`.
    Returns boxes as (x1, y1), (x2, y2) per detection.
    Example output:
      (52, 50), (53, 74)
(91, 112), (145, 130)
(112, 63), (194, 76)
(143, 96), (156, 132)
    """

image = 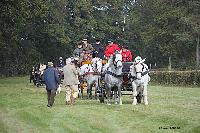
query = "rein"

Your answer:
(85, 72), (101, 75)
(106, 71), (122, 78)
